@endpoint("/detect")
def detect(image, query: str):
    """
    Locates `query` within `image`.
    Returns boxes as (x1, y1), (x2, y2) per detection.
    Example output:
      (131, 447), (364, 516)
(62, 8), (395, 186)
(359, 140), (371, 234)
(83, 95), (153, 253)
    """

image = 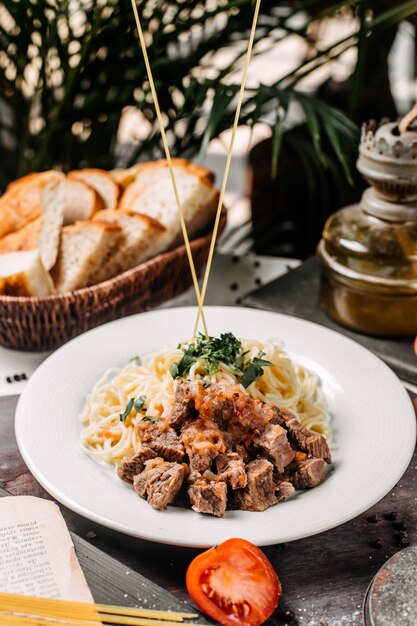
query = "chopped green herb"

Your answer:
(170, 332), (243, 379)
(201, 380), (210, 388)
(142, 415), (161, 423)
(130, 355), (141, 364)
(119, 398), (134, 422)
(134, 395), (146, 413)
(240, 356), (272, 389)
(170, 332), (272, 388)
